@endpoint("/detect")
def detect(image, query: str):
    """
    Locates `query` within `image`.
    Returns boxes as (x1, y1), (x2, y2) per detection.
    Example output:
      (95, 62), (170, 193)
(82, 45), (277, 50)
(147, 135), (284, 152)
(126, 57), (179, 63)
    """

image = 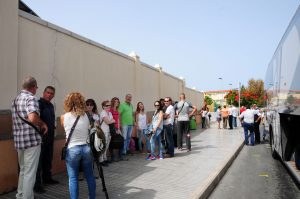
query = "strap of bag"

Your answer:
(177, 102), (186, 115)
(65, 115), (80, 147)
(14, 99), (42, 135)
